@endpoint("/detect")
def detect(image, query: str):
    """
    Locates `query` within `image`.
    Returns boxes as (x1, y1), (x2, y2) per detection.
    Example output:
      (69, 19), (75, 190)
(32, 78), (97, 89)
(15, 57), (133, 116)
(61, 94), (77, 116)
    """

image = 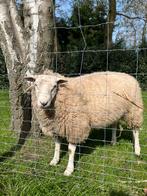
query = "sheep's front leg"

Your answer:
(50, 139), (61, 166)
(64, 143), (76, 176)
(133, 129), (140, 156)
